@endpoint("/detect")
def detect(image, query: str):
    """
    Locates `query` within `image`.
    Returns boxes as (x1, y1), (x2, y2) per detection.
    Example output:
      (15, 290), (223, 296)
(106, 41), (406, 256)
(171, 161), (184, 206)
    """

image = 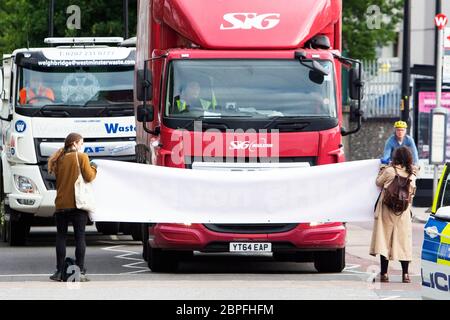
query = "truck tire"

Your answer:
(142, 223), (150, 261)
(142, 241), (148, 261)
(0, 208), (6, 242)
(4, 206), (31, 247)
(0, 223), (6, 242)
(95, 222), (120, 235)
(119, 222), (132, 235)
(147, 245), (179, 273)
(0, 163), (6, 242)
(130, 223), (143, 241)
(314, 248), (345, 273)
